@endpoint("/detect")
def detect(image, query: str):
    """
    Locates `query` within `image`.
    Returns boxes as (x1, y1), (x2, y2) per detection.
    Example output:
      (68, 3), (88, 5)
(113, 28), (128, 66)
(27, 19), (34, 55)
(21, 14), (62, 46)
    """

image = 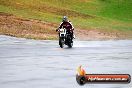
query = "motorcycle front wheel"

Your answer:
(59, 37), (64, 48)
